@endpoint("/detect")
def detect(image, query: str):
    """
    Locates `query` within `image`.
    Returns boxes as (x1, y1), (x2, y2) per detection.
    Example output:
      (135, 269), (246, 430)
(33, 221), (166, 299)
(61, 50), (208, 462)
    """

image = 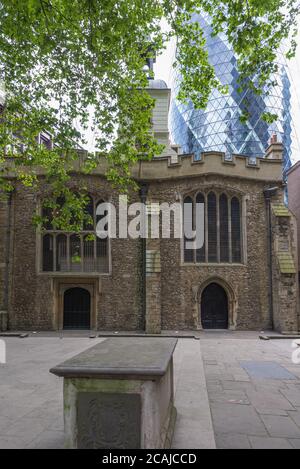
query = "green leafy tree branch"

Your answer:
(0, 0), (298, 229)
